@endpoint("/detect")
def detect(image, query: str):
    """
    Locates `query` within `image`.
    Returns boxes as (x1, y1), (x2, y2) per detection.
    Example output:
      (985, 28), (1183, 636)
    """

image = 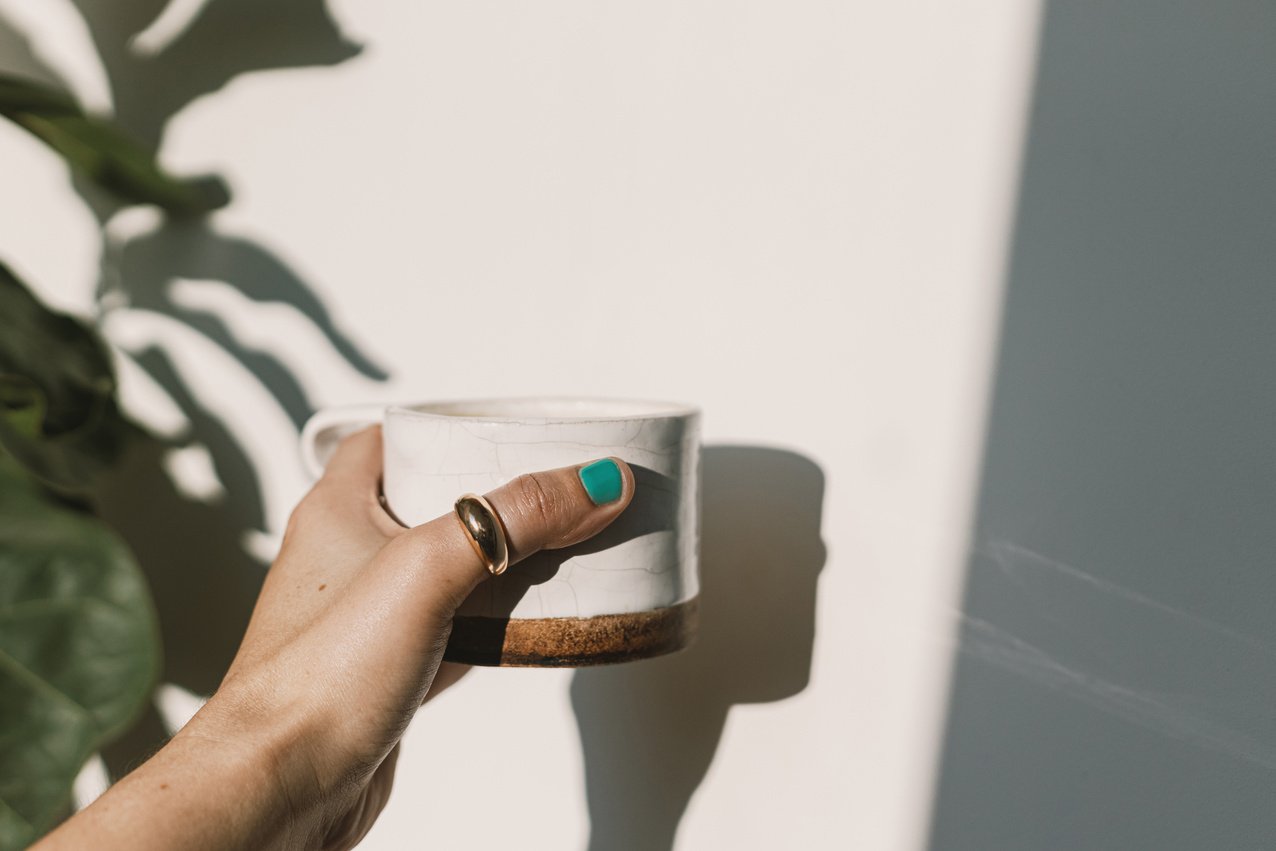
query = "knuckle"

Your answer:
(379, 531), (471, 611)
(282, 497), (315, 543)
(512, 472), (561, 527)
(283, 485), (337, 542)
(385, 526), (434, 566)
